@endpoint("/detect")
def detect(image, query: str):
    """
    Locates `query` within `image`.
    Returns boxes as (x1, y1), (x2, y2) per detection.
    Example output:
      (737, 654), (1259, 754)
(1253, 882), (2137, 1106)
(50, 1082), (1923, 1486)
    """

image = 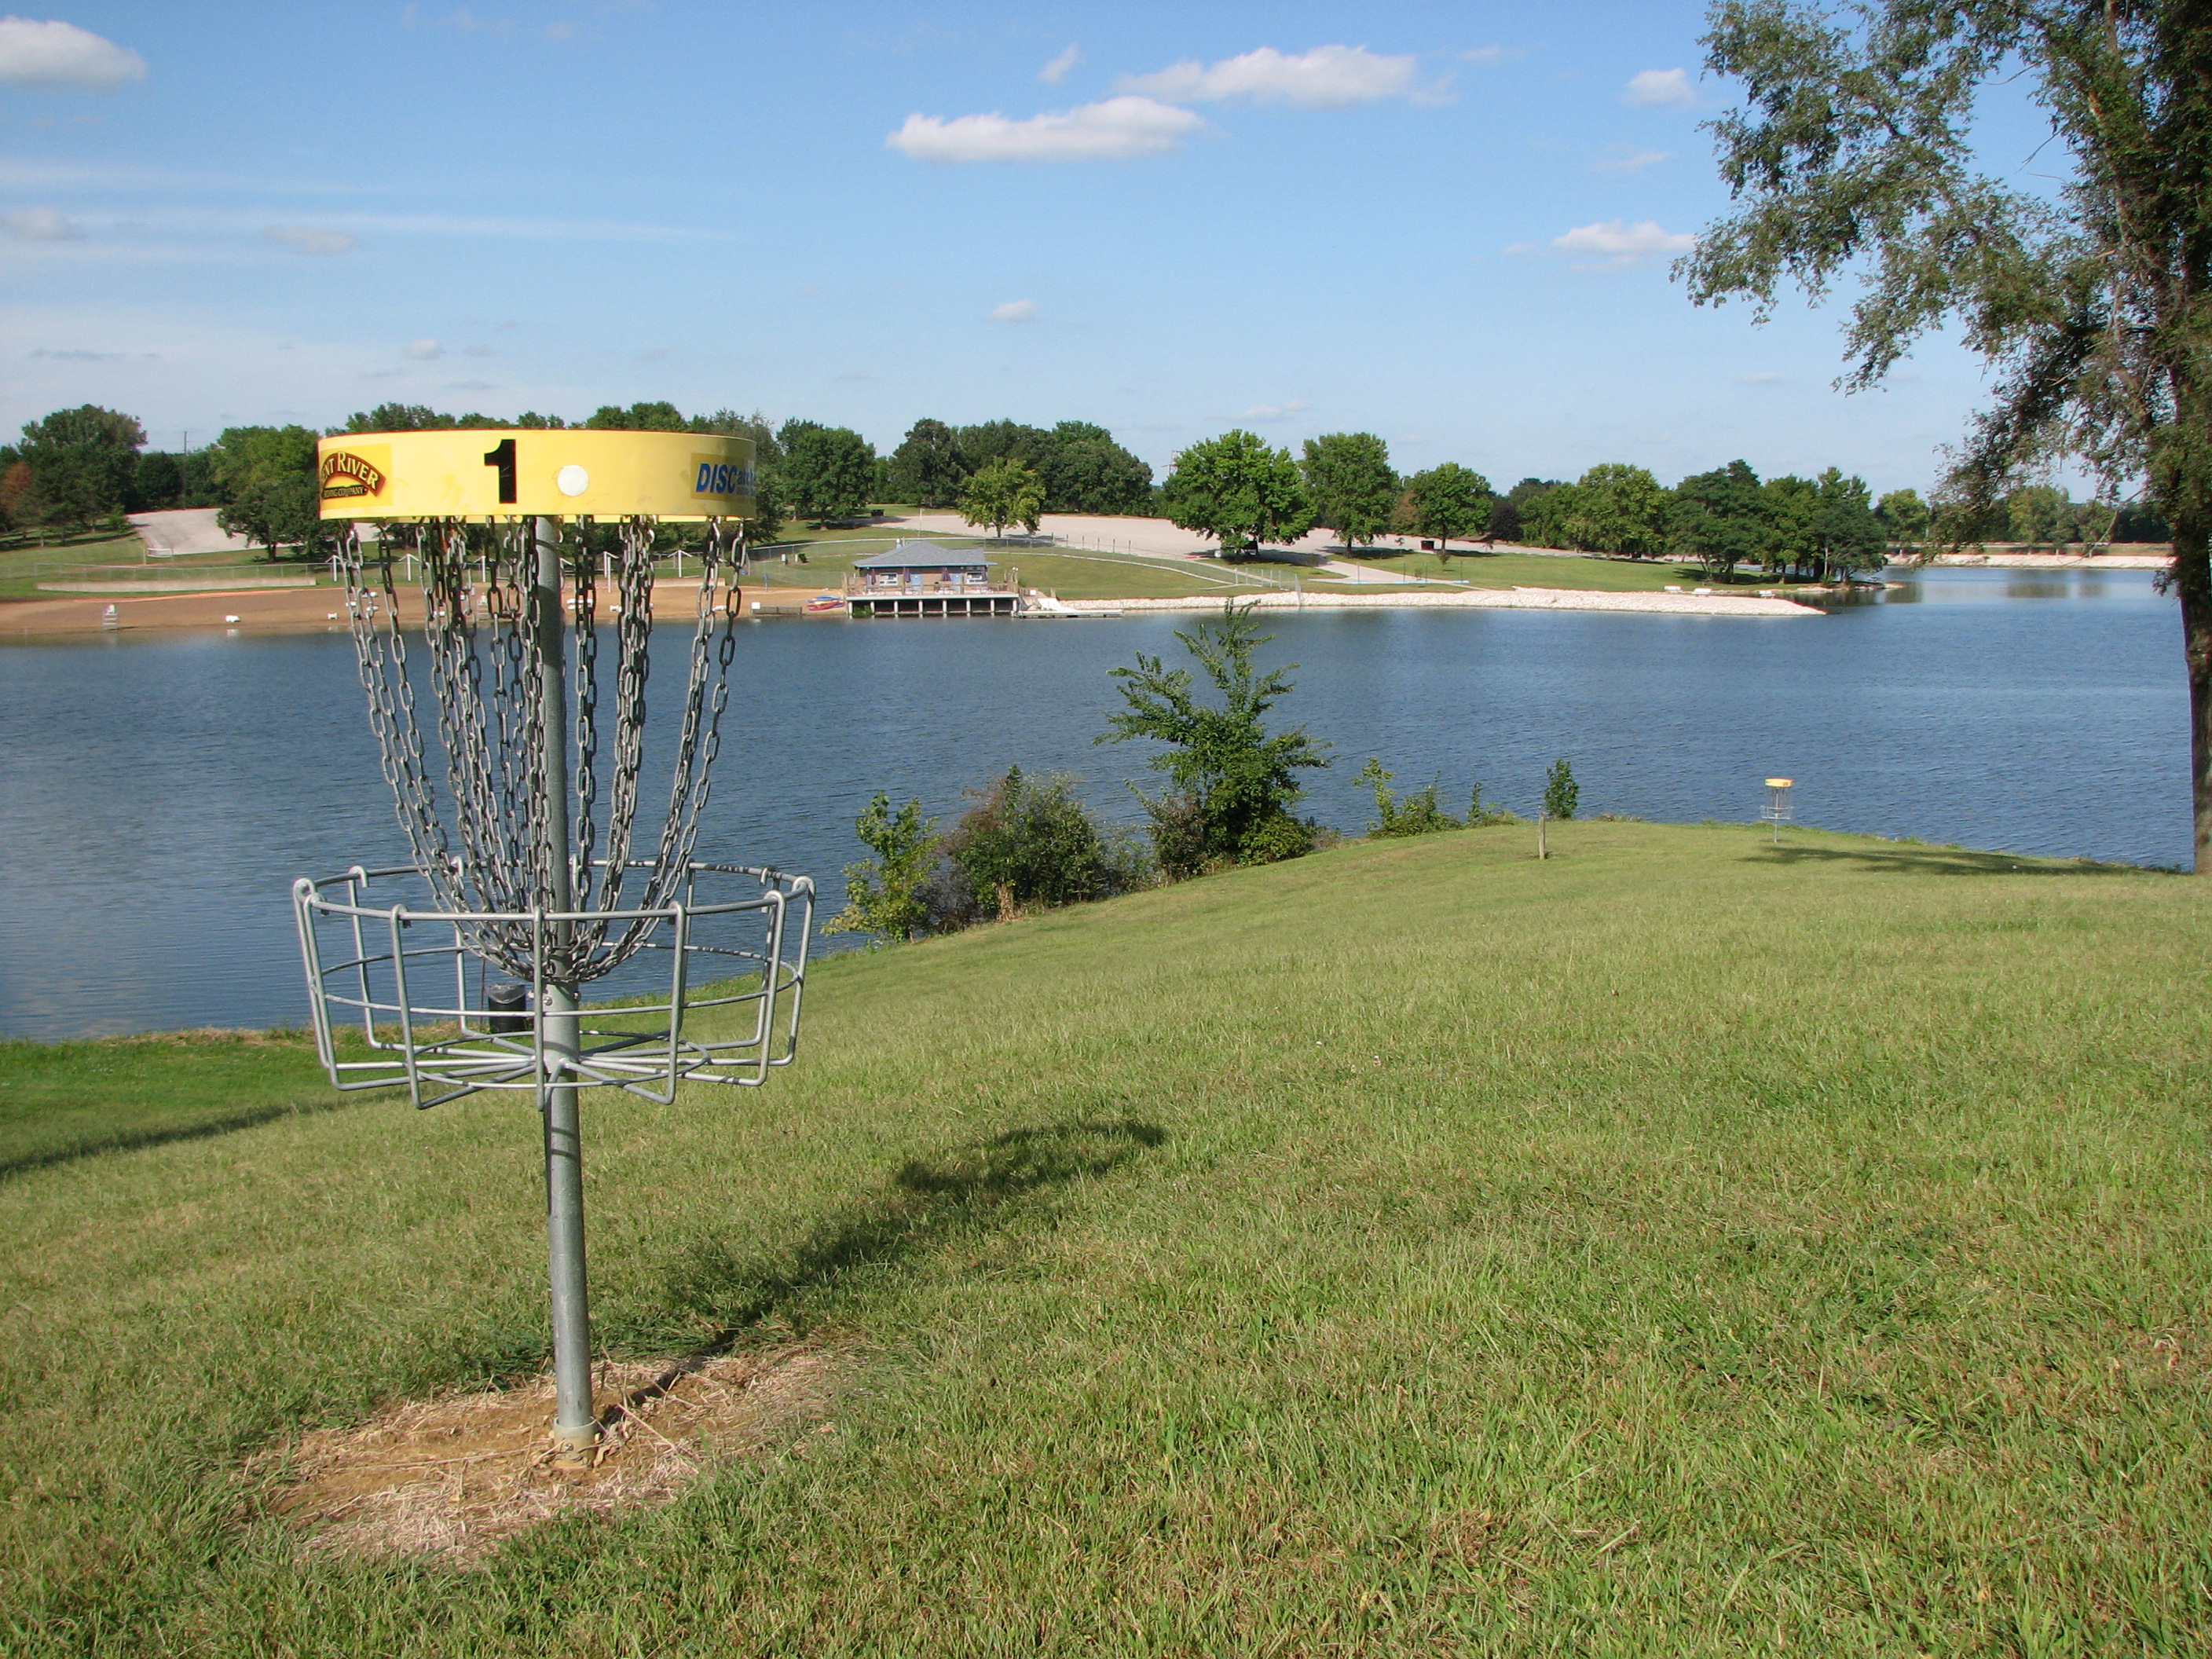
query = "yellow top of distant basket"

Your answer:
(316, 428), (758, 522)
